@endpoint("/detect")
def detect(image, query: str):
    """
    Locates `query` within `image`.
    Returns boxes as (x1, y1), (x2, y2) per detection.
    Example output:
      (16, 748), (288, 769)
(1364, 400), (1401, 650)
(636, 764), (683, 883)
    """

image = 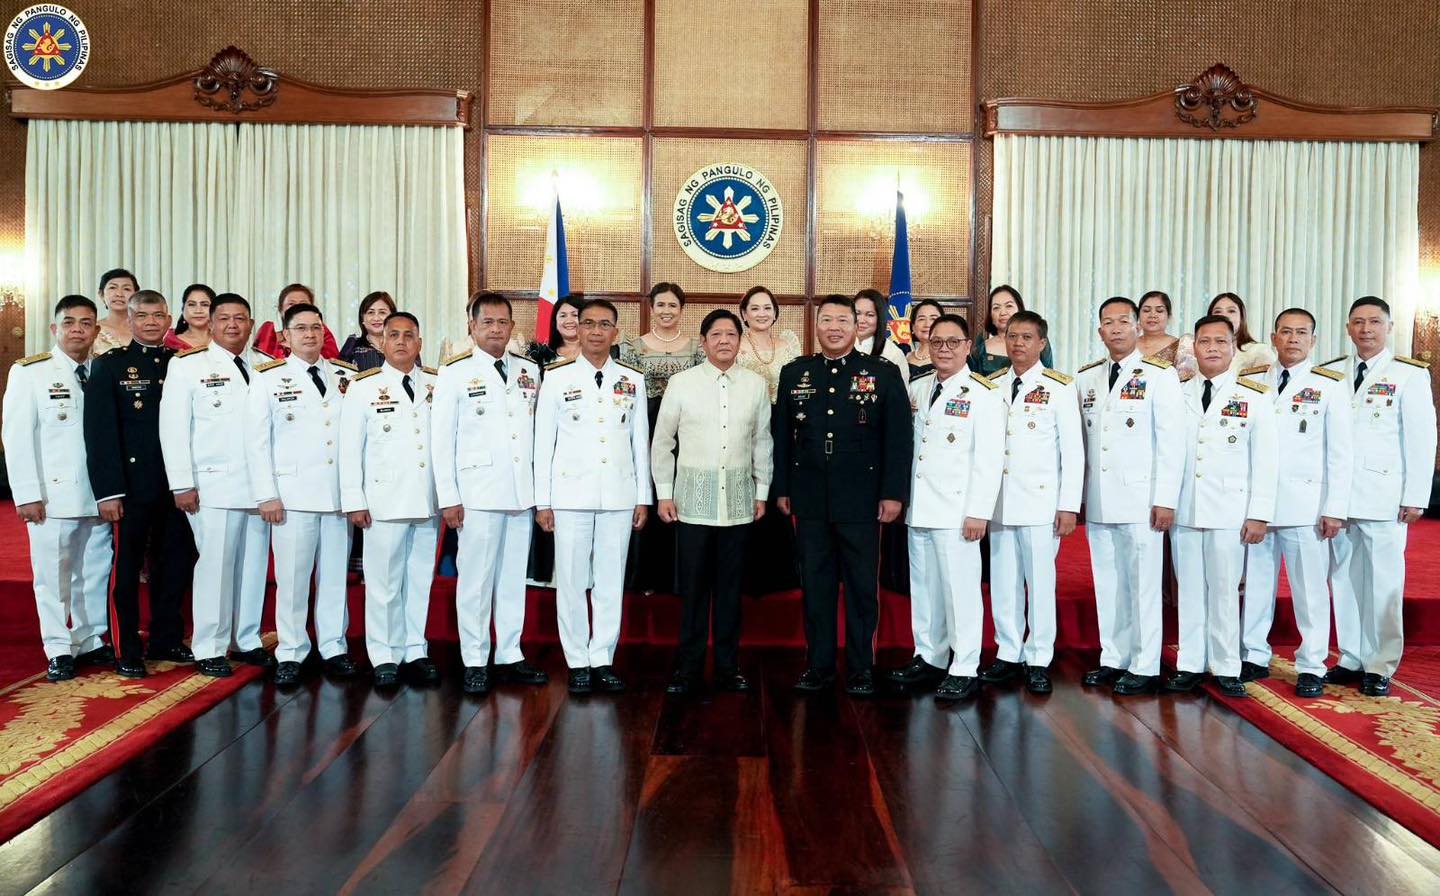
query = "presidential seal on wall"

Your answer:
(4, 4), (89, 90)
(673, 164), (783, 274)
